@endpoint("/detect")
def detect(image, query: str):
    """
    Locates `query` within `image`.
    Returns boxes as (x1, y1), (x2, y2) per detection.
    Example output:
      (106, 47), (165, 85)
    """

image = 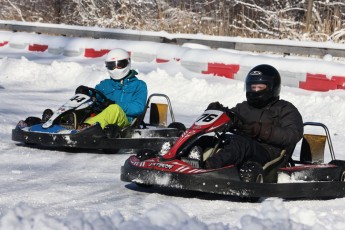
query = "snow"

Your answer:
(1, 31), (345, 230)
